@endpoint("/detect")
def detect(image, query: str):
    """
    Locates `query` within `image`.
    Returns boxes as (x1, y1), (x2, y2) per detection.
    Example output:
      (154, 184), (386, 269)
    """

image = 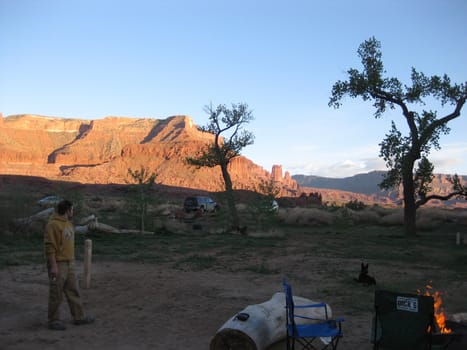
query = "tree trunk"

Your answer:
(220, 162), (239, 228)
(12, 207), (54, 234)
(140, 190), (146, 233)
(210, 292), (333, 350)
(402, 167), (417, 237)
